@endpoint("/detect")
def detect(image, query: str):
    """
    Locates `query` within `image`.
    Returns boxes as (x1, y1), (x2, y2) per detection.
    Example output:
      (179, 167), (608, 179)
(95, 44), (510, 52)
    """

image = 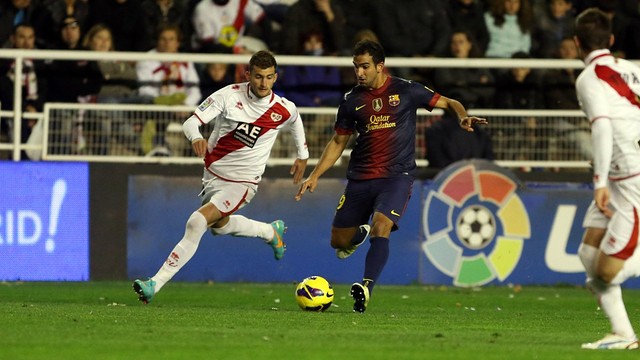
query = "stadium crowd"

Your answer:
(1, 0), (639, 160)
